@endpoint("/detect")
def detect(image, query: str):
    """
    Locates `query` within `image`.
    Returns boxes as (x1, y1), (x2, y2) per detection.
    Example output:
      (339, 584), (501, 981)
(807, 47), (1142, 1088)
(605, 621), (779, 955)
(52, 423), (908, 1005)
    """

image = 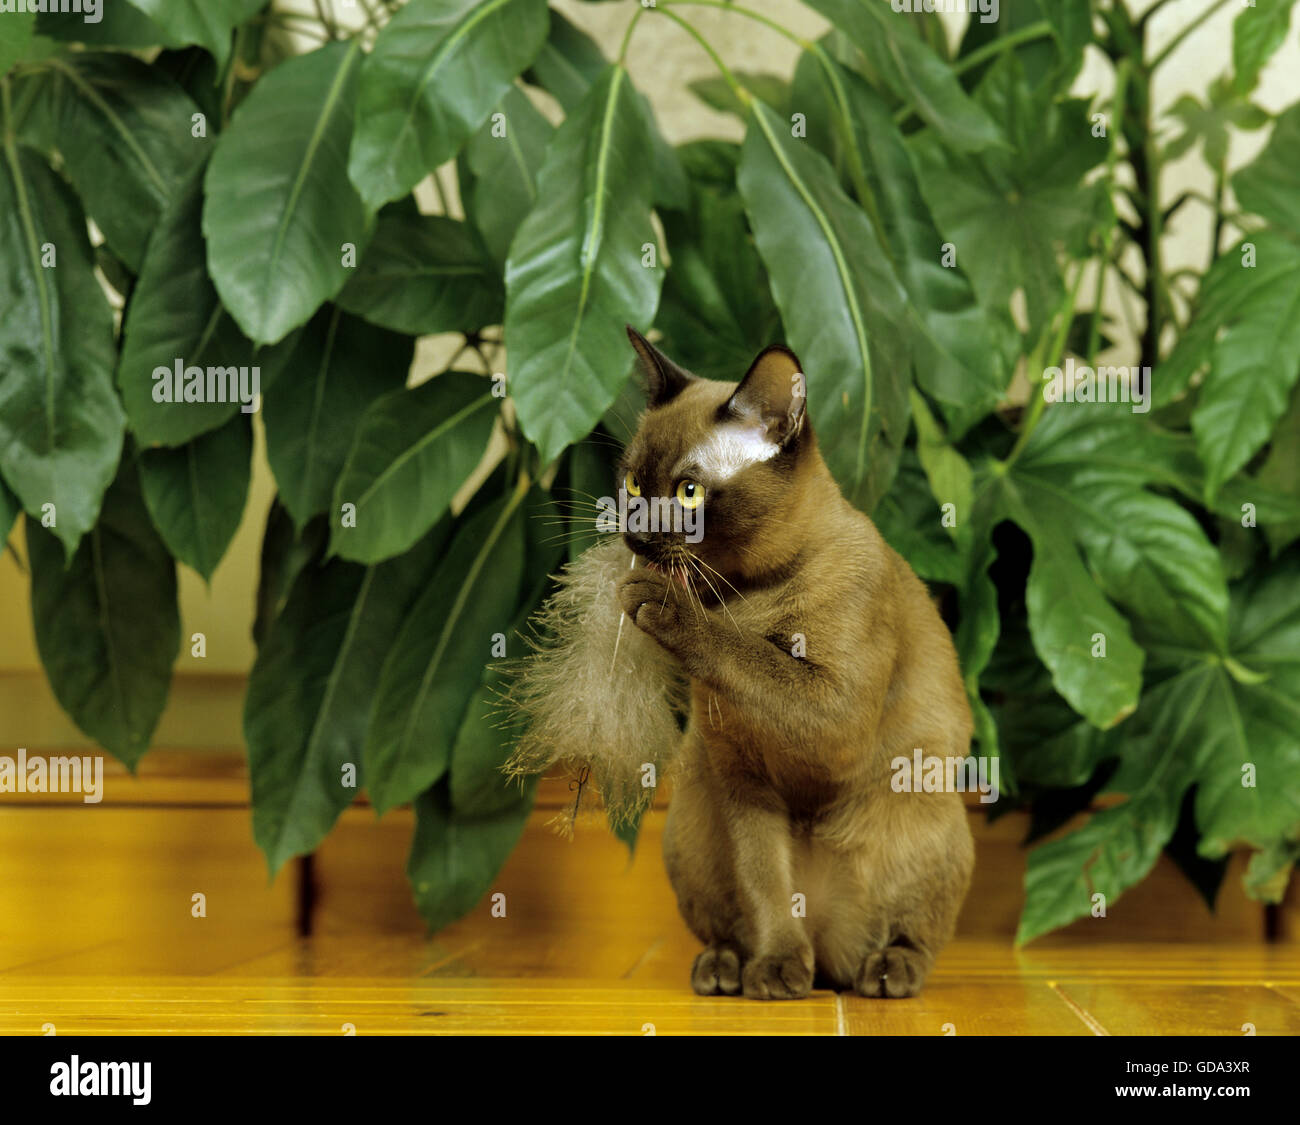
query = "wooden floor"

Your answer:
(1, 754), (1297, 1035)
